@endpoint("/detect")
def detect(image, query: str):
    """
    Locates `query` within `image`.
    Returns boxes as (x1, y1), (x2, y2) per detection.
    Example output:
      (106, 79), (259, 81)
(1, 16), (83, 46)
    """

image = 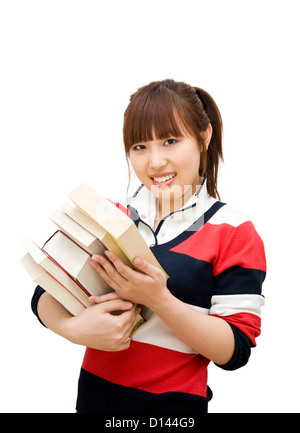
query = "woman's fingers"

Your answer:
(89, 291), (122, 304)
(117, 305), (142, 340)
(92, 298), (133, 314)
(103, 251), (137, 279)
(90, 255), (125, 291)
